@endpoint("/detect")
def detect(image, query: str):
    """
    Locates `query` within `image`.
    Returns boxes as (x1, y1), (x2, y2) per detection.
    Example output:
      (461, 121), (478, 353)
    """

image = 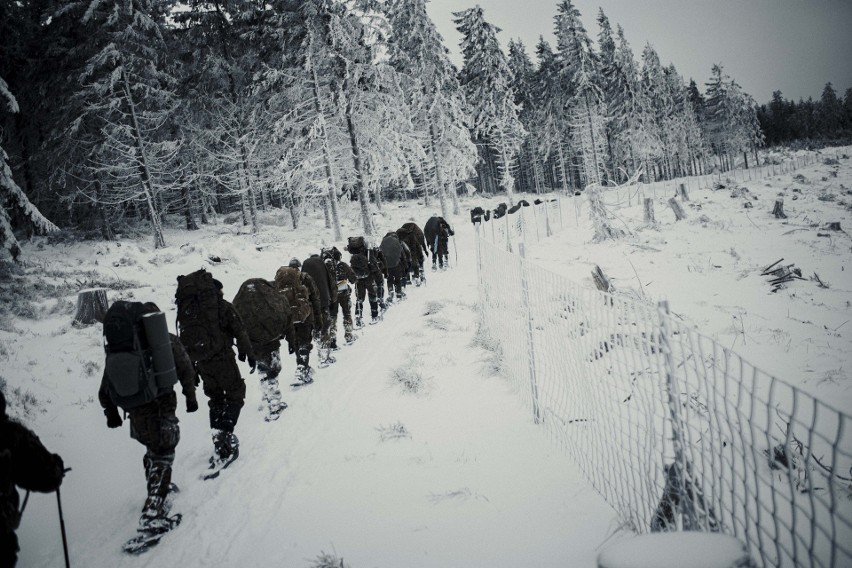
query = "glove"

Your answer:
(105, 407), (122, 429)
(186, 398), (199, 413)
(288, 342), (295, 355)
(248, 357), (257, 374)
(238, 352), (247, 362)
